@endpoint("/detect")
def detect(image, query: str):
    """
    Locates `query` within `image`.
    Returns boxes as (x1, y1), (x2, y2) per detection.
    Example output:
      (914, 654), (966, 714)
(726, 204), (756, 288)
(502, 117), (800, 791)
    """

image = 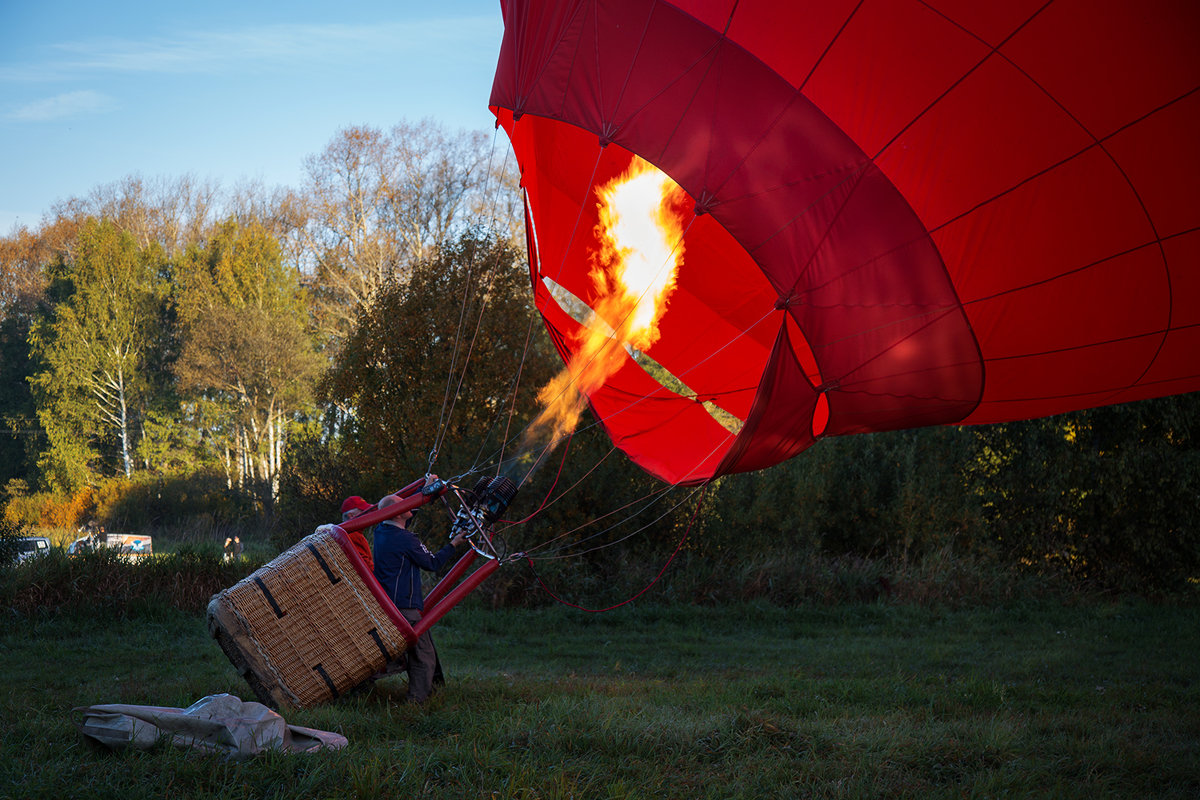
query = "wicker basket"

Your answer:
(207, 526), (408, 709)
